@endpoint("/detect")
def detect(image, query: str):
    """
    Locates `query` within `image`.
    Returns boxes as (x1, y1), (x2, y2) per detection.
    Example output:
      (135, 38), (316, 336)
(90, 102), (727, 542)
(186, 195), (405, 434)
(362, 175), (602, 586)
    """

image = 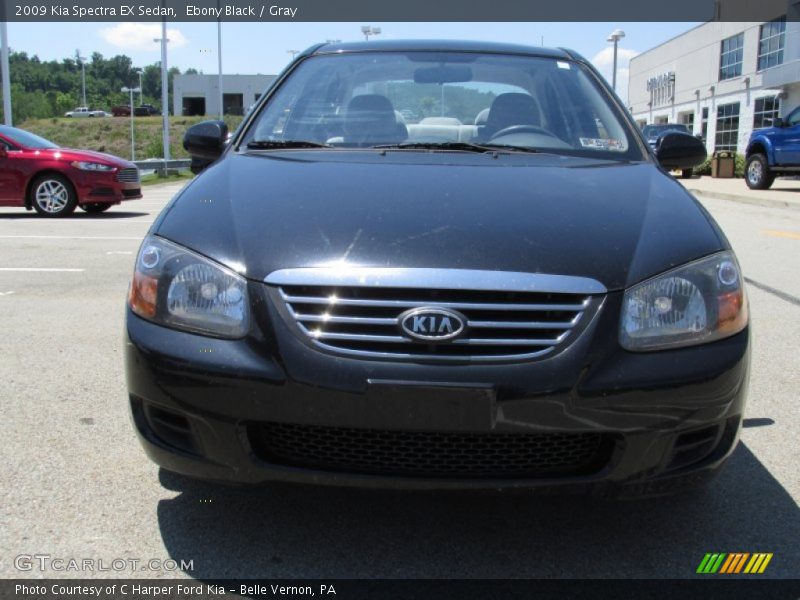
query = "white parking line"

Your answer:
(0, 268), (85, 272)
(0, 235), (142, 240)
(0, 291), (14, 296)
